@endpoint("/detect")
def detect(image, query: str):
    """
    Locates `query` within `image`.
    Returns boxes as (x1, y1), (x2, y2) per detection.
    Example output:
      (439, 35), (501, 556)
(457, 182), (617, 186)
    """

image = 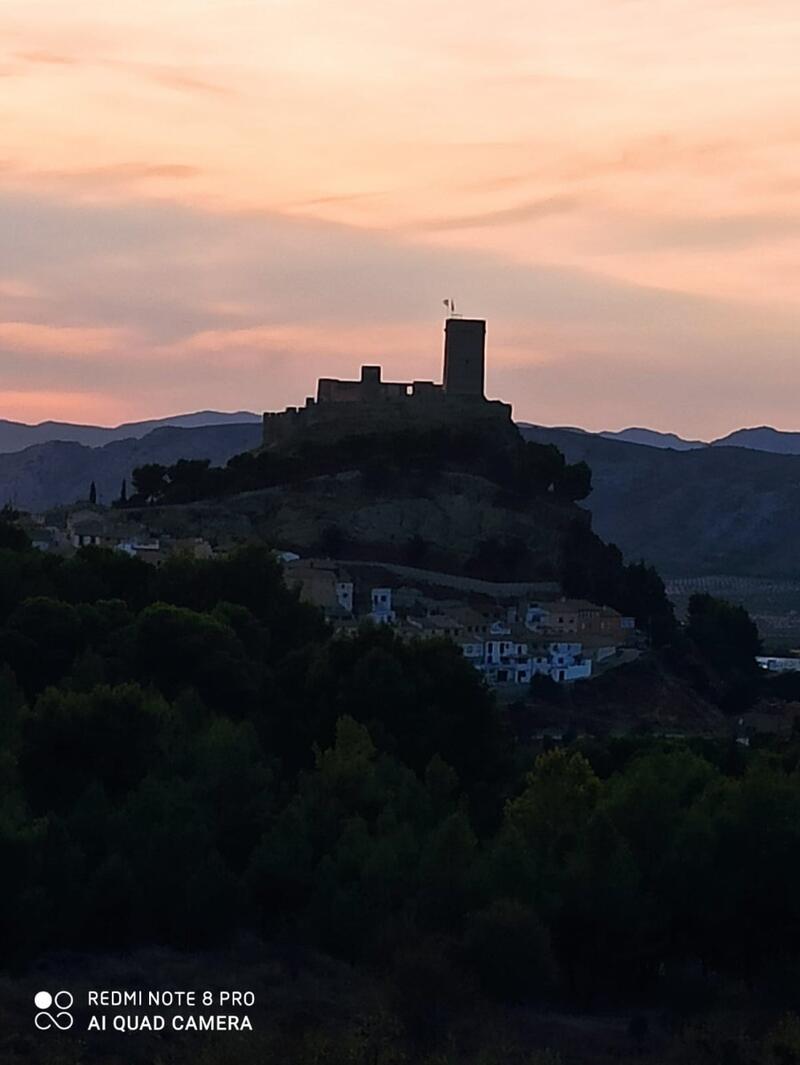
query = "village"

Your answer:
(16, 505), (638, 692)
(283, 557), (639, 690)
